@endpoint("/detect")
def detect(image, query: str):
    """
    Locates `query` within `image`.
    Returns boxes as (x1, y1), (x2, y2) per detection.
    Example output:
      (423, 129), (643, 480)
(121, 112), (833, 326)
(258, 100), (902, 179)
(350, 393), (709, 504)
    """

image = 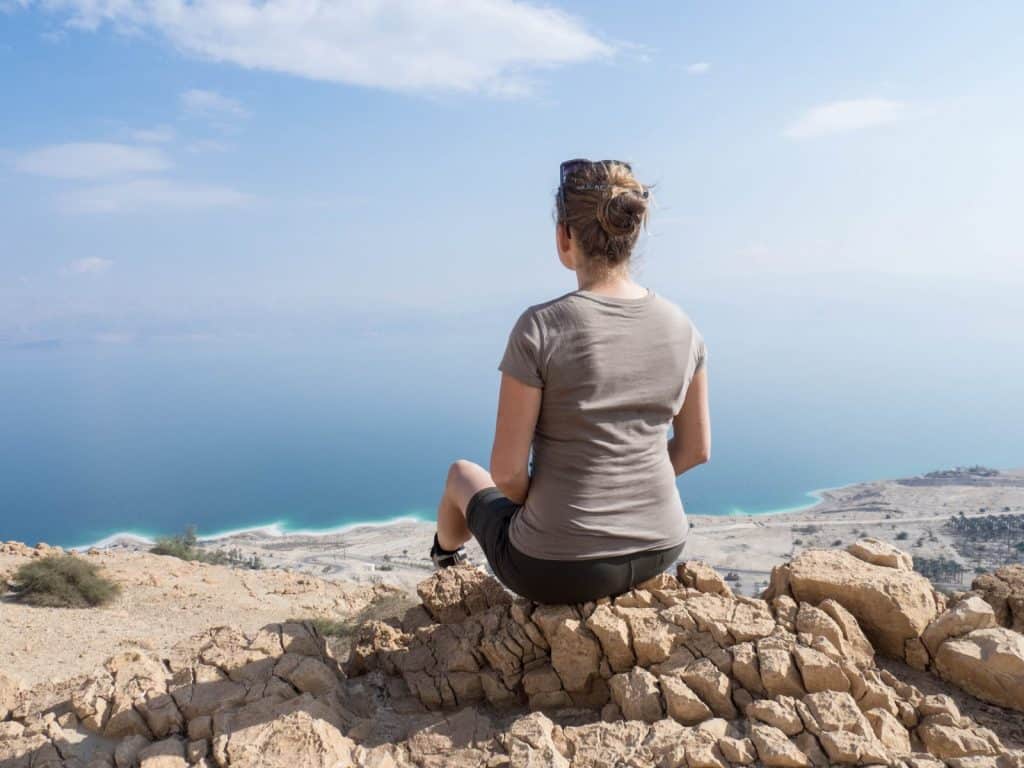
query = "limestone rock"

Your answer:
(660, 675), (712, 725)
(416, 565), (510, 624)
(0, 672), (22, 721)
(847, 537), (914, 571)
(972, 564), (1024, 632)
(750, 723), (810, 767)
(793, 644), (849, 693)
(922, 597), (998, 656)
(776, 548), (939, 658)
(550, 619), (601, 693)
(678, 658), (737, 720)
(137, 738), (187, 768)
(932, 627), (1024, 711)
(677, 561), (734, 598)
(584, 605), (634, 673)
(608, 667), (662, 723)
(214, 695), (354, 768)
